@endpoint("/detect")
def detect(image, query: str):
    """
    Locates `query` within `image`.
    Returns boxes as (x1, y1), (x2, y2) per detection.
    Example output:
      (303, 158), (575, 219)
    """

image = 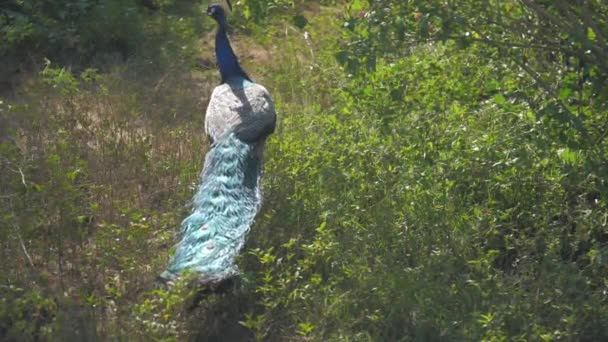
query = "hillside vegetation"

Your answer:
(1, 0), (607, 340)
